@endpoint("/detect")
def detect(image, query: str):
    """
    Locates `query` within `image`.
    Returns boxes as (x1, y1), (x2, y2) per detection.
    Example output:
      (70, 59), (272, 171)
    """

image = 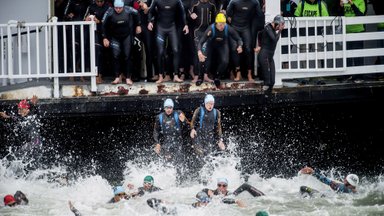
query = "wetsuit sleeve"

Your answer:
(101, 8), (113, 39)
(222, 198), (236, 204)
(131, 7), (141, 27)
(84, 6), (91, 20)
(147, 0), (157, 23)
(312, 171), (353, 193)
(190, 107), (201, 130)
(254, 0), (263, 17)
(64, 0), (74, 20)
(265, 25), (281, 44)
(153, 114), (161, 144)
(177, 0), (187, 27)
(226, 0), (234, 18)
(215, 109), (223, 142)
(70, 207), (82, 216)
(232, 183), (265, 197)
(228, 25), (243, 47)
(197, 27), (212, 50)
